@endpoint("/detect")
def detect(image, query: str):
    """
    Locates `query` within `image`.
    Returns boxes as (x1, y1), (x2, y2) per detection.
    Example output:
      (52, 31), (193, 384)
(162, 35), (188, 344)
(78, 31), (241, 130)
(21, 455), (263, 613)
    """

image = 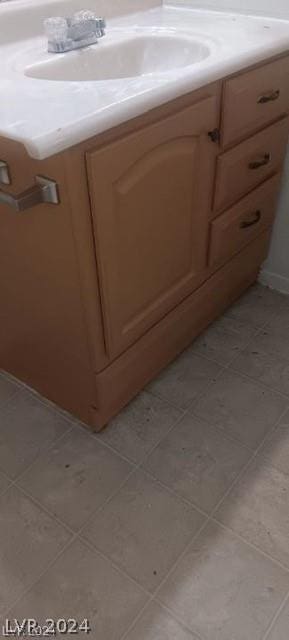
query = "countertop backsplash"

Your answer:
(166, 0), (289, 19)
(0, 0), (161, 44)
